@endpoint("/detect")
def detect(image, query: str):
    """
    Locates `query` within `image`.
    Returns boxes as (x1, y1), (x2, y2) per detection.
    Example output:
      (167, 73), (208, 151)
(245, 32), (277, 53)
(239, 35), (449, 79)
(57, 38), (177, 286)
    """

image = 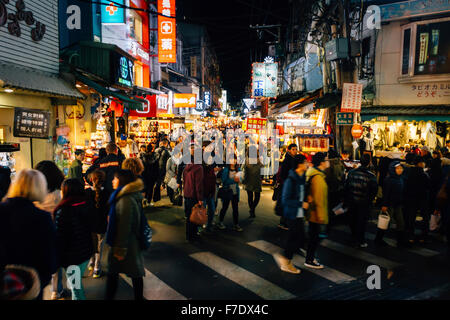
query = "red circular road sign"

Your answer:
(351, 124), (364, 139)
